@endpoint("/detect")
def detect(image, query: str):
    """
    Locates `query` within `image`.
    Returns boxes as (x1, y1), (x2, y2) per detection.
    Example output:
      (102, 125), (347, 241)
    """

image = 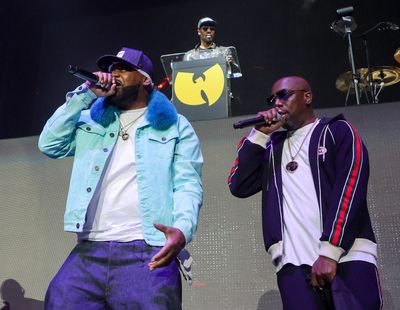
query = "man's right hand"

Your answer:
(255, 108), (287, 135)
(86, 72), (117, 97)
(311, 255), (337, 288)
